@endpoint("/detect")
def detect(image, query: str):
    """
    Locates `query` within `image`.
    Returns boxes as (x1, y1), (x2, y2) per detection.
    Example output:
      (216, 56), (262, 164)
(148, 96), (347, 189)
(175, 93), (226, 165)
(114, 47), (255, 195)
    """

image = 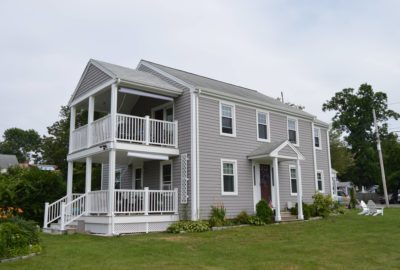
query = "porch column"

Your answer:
(110, 84), (118, 142)
(87, 96), (94, 146)
(273, 157), (281, 222)
(69, 106), (76, 154)
(296, 159), (304, 220)
(108, 149), (116, 216)
(67, 161), (73, 203)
